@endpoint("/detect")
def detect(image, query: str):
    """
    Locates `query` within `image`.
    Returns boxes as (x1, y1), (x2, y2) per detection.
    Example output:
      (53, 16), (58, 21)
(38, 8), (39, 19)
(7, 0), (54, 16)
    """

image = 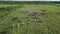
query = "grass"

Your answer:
(0, 4), (60, 34)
